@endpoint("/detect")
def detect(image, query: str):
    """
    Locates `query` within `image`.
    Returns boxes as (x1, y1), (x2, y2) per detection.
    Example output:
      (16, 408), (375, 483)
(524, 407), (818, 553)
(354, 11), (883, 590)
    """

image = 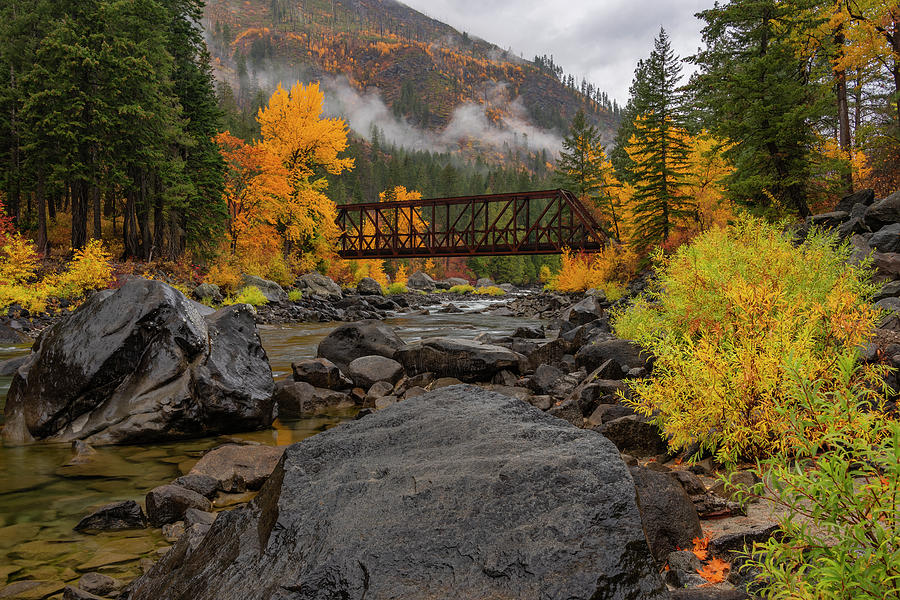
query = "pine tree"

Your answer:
(690, 0), (825, 216)
(624, 28), (692, 252)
